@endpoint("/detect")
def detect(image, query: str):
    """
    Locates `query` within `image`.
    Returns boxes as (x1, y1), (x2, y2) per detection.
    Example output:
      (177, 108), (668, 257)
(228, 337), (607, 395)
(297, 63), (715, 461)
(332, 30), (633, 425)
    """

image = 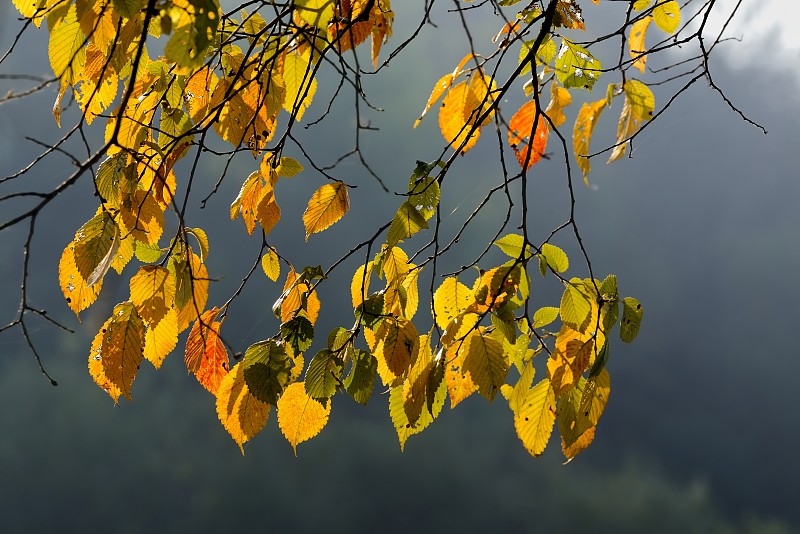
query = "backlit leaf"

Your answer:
(216, 362), (271, 454)
(99, 302), (145, 401)
(629, 16), (652, 73)
(414, 73), (454, 128)
(302, 181), (350, 240)
(364, 317), (419, 386)
(387, 202), (428, 247)
(438, 81), (481, 154)
(129, 265), (175, 326)
(555, 39), (601, 90)
(620, 296), (643, 342)
(389, 357), (446, 451)
(304, 349), (344, 400)
(277, 382), (331, 454)
(282, 48), (318, 121)
(533, 306), (560, 329)
(494, 233), (532, 260)
(242, 340), (293, 405)
(89, 316), (120, 403)
(545, 83), (572, 128)
(608, 79), (655, 163)
(572, 99), (606, 184)
(514, 378), (556, 457)
(48, 4), (86, 86)
(185, 308), (230, 395)
(143, 307), (178, 369)
(540, 243), (569, 273)
(261, 247), (281, 281)
(462, 329), (508, 400)
(445, 344), (478, 408)
(432, 277), (473, 330)
(508, 100), (549, 170)
(344, 349), (378, 405)
(560, 278), (593, 332)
